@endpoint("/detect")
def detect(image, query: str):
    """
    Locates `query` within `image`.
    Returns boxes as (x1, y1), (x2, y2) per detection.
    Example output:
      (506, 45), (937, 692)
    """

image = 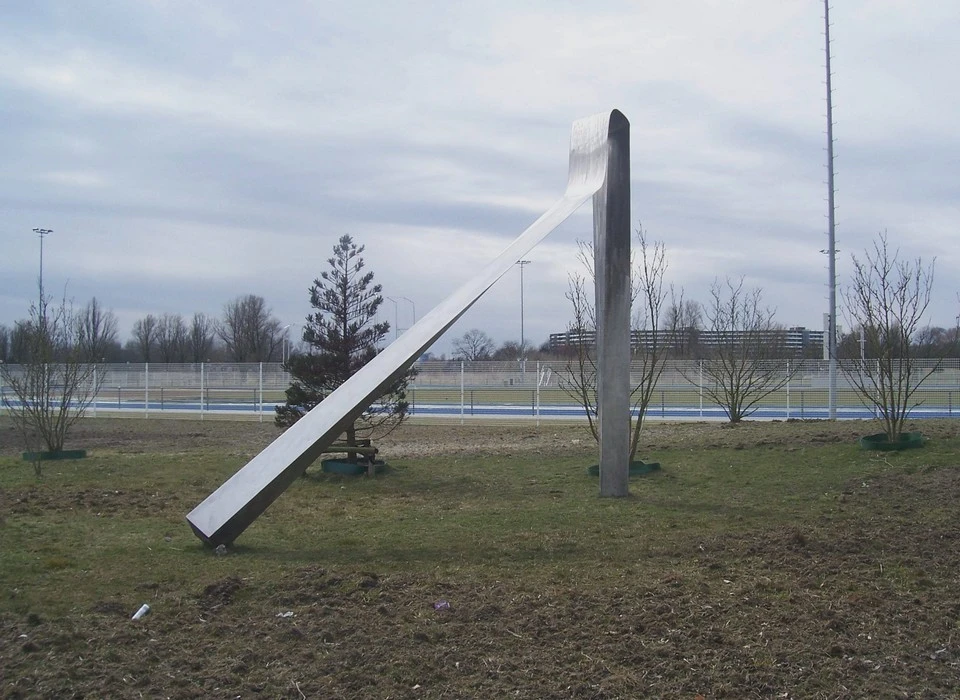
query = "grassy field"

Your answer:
(2, 416), (960, 698)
